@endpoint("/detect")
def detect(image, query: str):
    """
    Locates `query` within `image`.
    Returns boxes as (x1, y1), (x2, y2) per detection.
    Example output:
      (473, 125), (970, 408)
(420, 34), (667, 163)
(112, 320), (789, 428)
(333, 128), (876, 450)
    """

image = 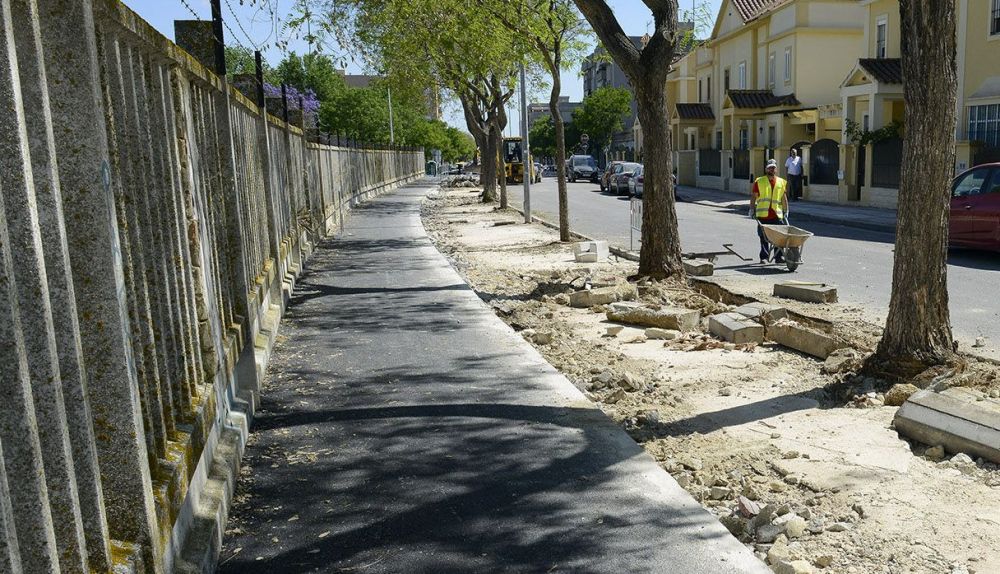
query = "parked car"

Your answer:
(600, 161), (625, 193)
(609, 162), (641, 195)
(628, 165), (644, 198)
(950, 162), (1000, 251)
(566, 154), (599, 182)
